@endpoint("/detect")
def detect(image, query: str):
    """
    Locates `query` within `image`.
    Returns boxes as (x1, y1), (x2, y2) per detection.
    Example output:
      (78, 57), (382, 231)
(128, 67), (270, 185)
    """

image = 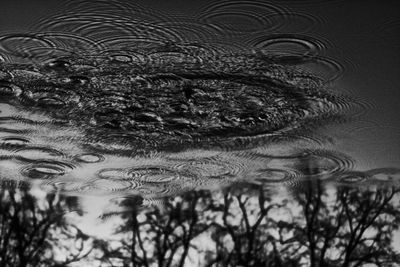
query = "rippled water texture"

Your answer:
(0, 0), (371, 201)
(0, 0), (397, 202)
(0, 0), (399, 265)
